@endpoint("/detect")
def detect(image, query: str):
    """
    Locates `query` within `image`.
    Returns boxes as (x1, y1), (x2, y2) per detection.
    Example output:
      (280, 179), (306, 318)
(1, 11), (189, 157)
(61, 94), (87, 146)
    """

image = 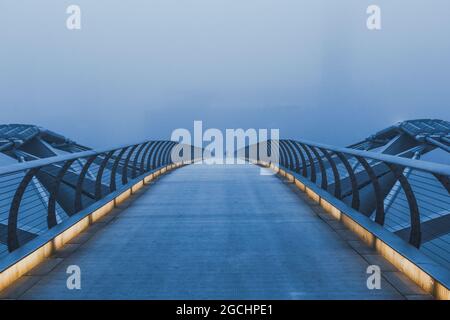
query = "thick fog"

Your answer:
(1, 1), (449, 148)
